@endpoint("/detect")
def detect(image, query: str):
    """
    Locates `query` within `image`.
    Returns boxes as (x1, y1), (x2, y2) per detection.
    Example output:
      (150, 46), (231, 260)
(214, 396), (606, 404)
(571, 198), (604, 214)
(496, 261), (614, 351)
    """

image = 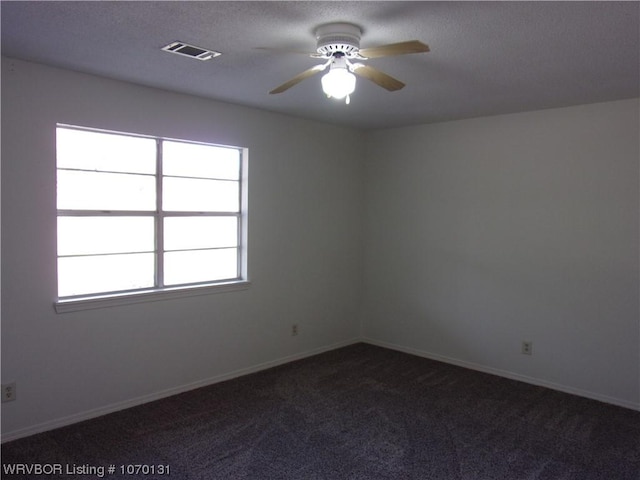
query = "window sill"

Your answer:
(54, 281), (251, 313)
